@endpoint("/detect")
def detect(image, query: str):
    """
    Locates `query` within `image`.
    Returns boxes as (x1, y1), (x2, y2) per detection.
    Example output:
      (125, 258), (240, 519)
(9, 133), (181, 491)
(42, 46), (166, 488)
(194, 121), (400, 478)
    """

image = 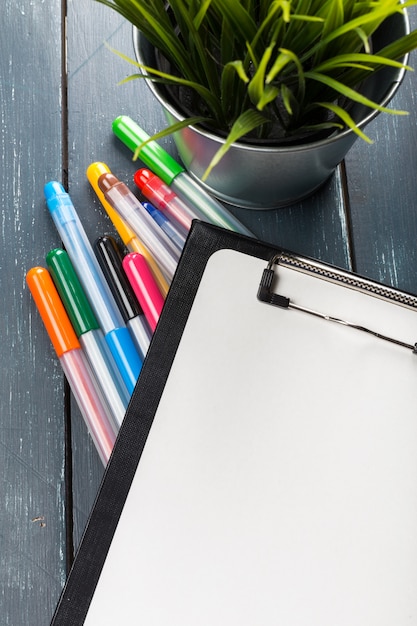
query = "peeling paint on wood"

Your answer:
(3, 1), (417, 624)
